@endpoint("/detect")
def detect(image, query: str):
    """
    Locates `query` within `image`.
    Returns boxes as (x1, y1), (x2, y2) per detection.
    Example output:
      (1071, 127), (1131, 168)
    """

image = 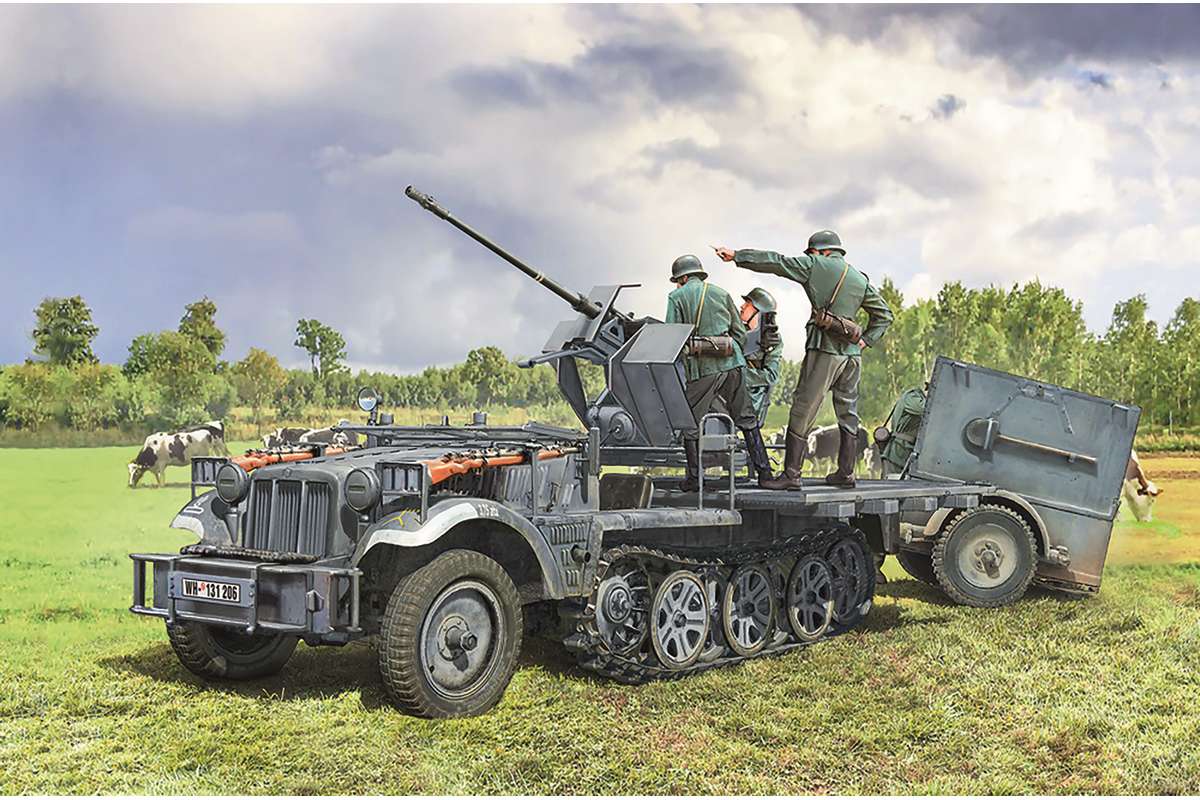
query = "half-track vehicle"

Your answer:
(129, 187), (1131, 717)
